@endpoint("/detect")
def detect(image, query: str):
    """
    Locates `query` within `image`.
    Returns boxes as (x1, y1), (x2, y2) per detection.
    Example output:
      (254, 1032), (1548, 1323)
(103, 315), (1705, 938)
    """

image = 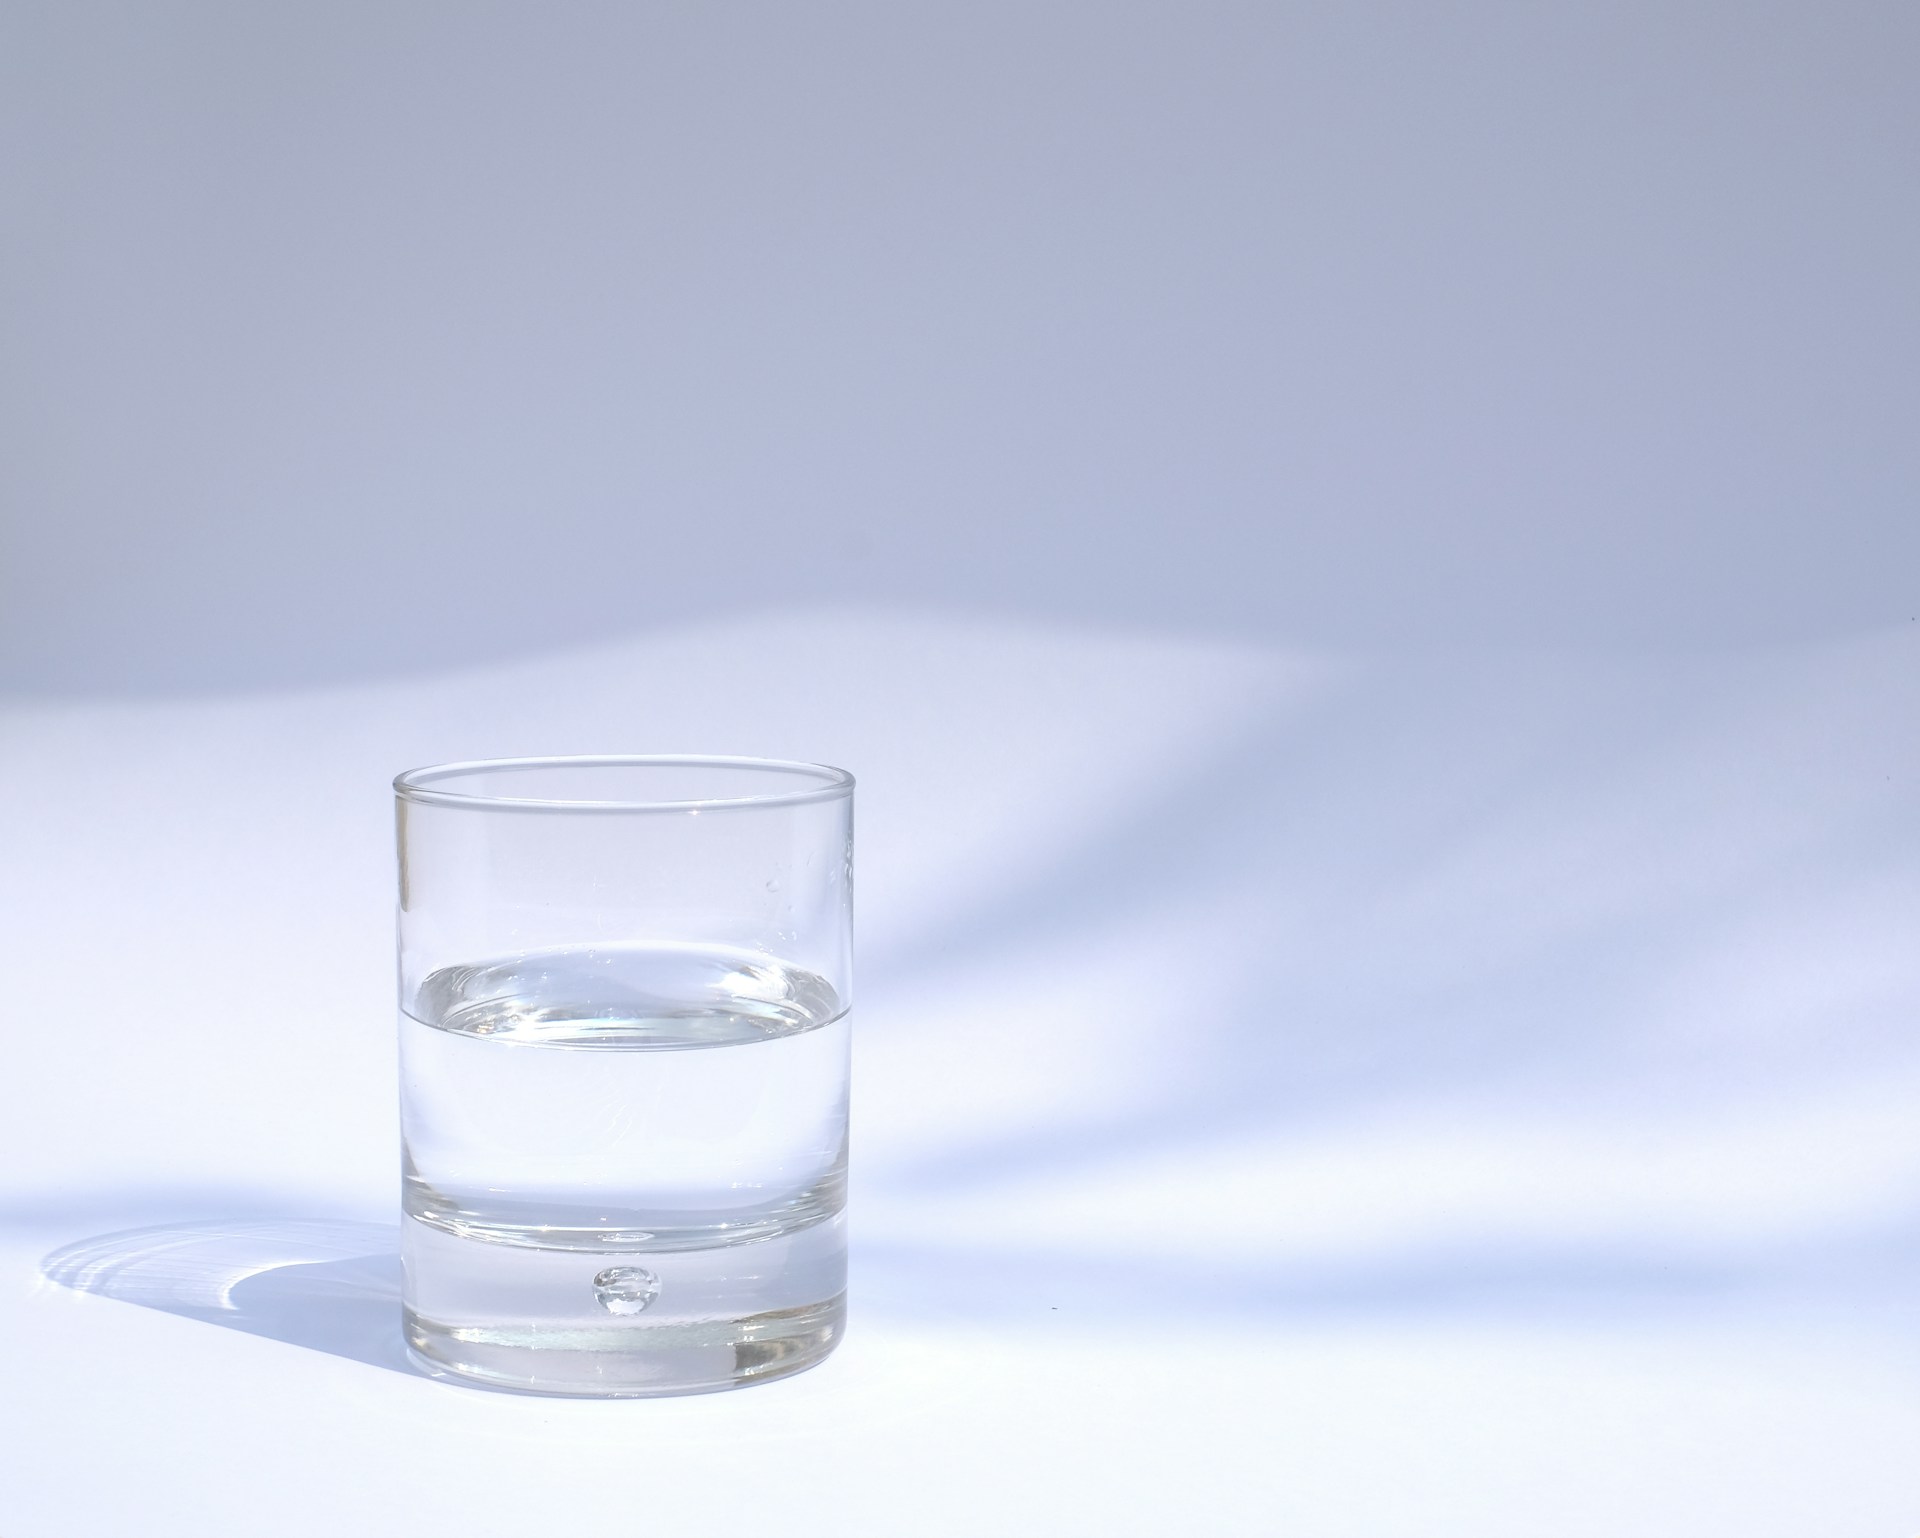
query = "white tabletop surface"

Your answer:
(3, 609), (1916, 1534)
